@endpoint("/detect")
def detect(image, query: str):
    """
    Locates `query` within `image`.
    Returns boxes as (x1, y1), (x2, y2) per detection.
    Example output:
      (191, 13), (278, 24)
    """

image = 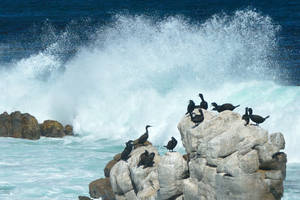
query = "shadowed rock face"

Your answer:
(89, 178), (115, 200)
(0, 111), (40, 140)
